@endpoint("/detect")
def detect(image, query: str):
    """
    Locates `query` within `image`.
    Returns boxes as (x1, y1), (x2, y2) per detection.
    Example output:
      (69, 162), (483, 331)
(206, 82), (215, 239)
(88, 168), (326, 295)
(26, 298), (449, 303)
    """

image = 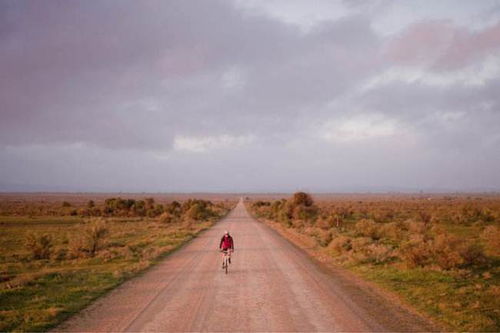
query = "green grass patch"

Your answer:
(0, 217), (218, 332)
(0, 270), (118, 332)
(351, 264), (500, 331)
